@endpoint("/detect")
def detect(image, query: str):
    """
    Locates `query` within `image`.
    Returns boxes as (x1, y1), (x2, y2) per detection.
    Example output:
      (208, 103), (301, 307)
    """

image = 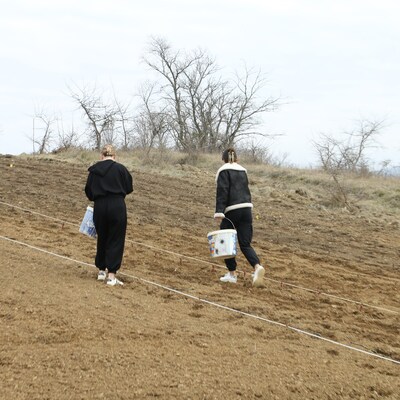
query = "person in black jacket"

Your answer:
(85, 145), (133, 286)
(214, 148), (265, 286)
